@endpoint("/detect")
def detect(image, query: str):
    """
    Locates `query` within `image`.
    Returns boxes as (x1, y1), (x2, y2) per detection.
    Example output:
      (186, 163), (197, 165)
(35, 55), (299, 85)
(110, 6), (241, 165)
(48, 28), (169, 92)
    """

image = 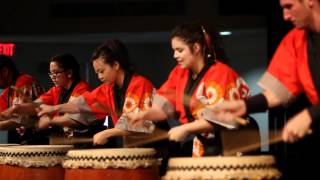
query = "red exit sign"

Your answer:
(0, 43), (15, 56)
